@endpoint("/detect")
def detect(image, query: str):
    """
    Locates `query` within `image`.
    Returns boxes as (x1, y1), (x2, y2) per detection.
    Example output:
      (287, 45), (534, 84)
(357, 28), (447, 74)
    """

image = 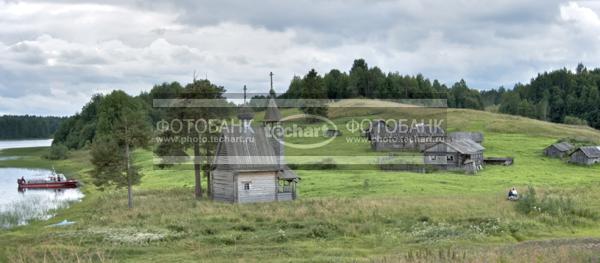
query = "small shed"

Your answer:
(544, 142), (574, 158)
(448, 132), (484, 144)
(424, 139), (485, 174)
(569, 146), (600, 165)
